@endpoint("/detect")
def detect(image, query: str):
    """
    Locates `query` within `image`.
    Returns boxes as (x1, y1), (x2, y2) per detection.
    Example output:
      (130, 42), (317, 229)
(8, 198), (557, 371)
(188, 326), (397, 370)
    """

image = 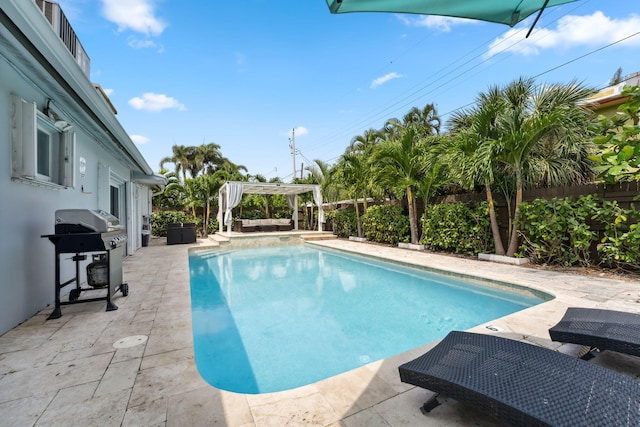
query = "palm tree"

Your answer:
(159, 145), (191, 182)
(306, 159), (341, 206)
(373, 127), (425, 244)
(335, 152), (369, 238)
(402, 103), (441, 136)
(449, 77), (595, 256)
(494, 78), (594, 256)
(448, 89), (508, 255)
(196, 170), (227, 235)
(192, 143), (225, 177)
